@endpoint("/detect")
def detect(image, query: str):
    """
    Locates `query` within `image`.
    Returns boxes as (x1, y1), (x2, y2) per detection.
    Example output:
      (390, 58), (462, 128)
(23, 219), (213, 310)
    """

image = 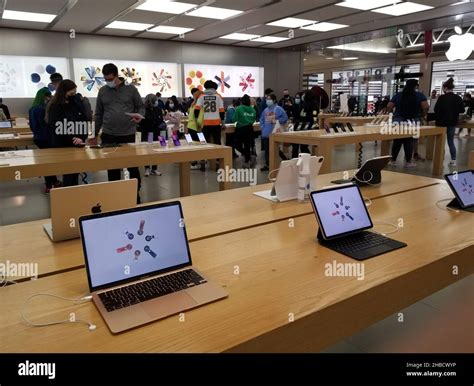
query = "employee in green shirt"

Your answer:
(233, 94), (257, 168)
